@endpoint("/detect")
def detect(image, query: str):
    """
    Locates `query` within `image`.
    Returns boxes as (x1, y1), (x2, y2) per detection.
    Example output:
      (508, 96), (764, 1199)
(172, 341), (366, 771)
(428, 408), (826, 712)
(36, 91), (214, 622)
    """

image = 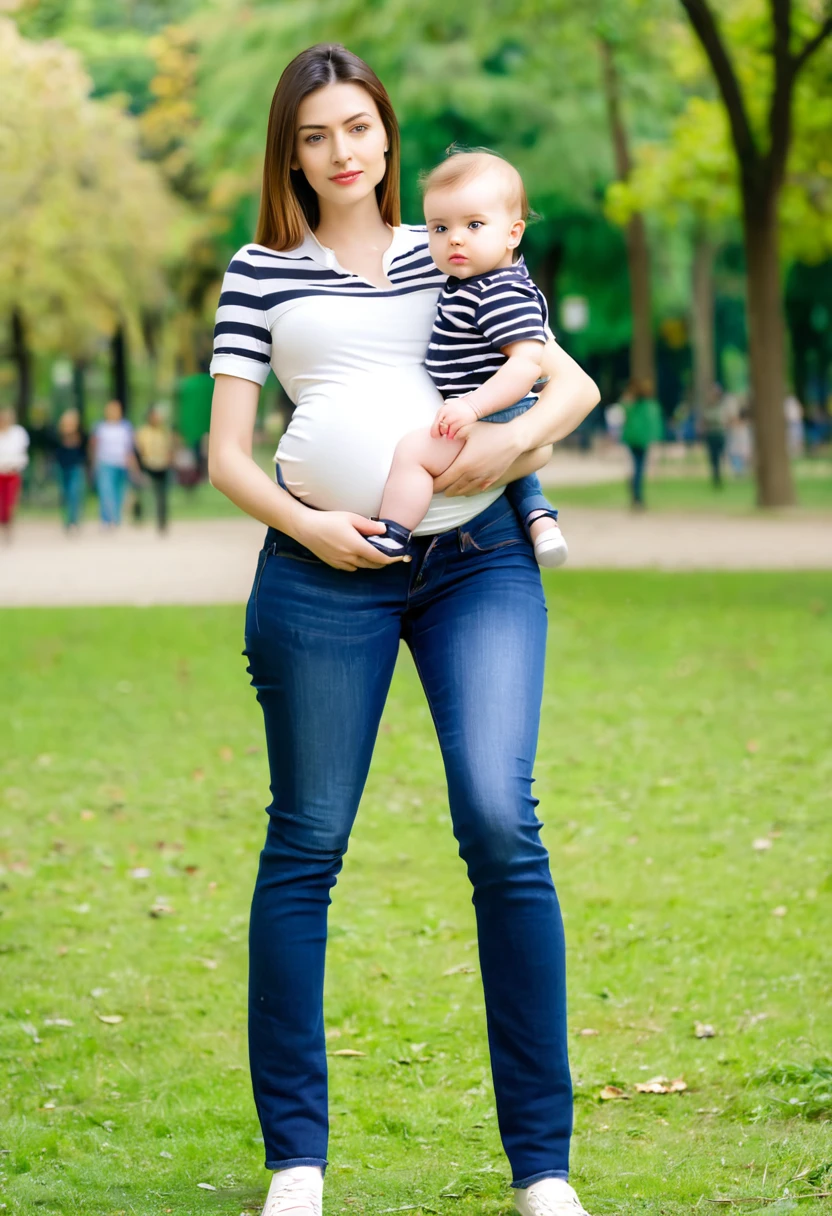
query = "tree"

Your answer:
(0, 18), (178, 415)
(678, 0), (832, 506)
